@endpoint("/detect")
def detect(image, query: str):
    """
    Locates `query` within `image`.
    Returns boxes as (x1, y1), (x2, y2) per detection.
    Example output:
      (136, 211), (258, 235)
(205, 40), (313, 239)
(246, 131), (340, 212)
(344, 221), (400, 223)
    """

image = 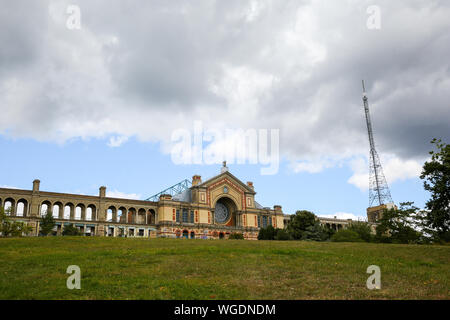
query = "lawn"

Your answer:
(0, 237), (448, 300)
